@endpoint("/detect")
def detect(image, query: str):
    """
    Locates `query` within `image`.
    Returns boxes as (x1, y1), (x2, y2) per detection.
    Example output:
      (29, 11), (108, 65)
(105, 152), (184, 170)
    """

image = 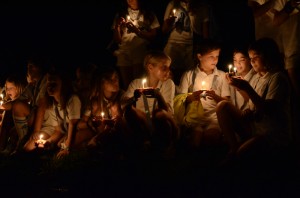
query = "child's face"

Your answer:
(5, 82), (19, 100)
(103, 72), (120, 93)
(127, 0), (139, 9)
(233, 52), (251, 75)
(46, 74), (62, 97)
(249, 50), (266, 73)
(149, 59), (171, 82)
(198, 49), (220, 72)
